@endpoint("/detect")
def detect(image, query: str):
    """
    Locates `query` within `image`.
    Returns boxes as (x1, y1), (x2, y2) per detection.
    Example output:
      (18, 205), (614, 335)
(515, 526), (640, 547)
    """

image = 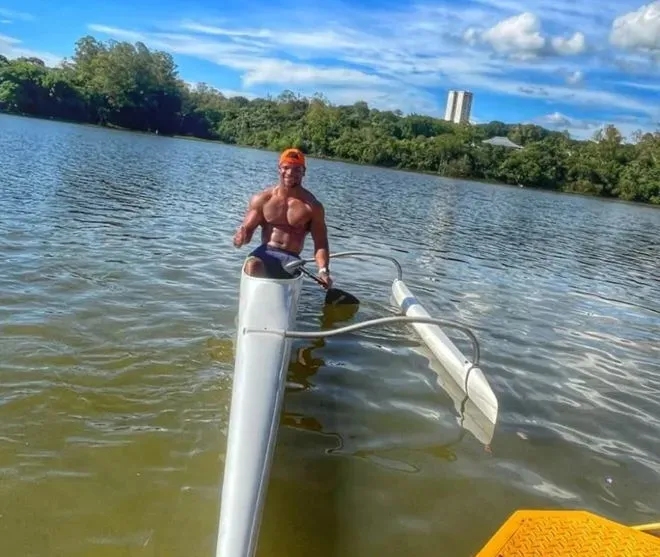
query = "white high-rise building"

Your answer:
(444, 90), (473, 124)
